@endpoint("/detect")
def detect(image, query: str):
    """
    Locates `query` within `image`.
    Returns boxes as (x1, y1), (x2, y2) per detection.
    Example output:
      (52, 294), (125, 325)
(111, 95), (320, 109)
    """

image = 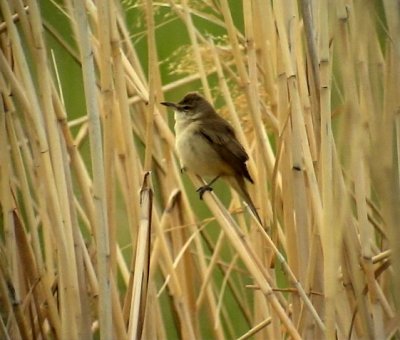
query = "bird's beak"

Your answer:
(161, 101), (178, 110)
